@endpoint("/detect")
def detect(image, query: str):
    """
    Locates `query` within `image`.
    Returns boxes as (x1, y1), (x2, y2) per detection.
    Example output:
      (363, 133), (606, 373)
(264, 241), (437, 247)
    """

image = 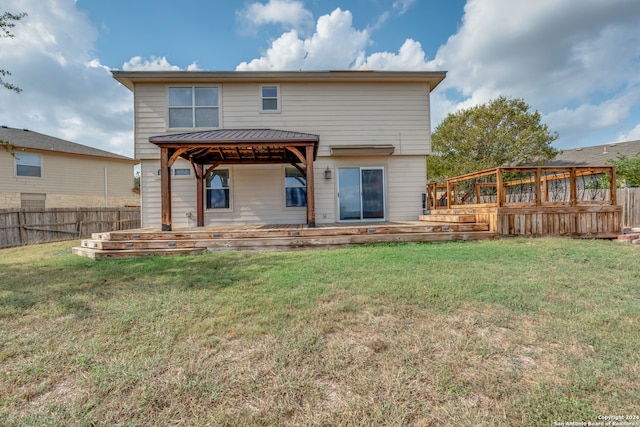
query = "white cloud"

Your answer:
(617, 123), (640, 143)
(0, 0), (135, 157)
(238, 0), (314, 33)
(393, 0), (417, 15)
(123, 56), (184, 71)
(354, 39), (433, 70)
(430, 0), (640, 147)
(237, 31), (306, 70)
(237, 8), (369, 71)
(0, 0), (205, 157)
